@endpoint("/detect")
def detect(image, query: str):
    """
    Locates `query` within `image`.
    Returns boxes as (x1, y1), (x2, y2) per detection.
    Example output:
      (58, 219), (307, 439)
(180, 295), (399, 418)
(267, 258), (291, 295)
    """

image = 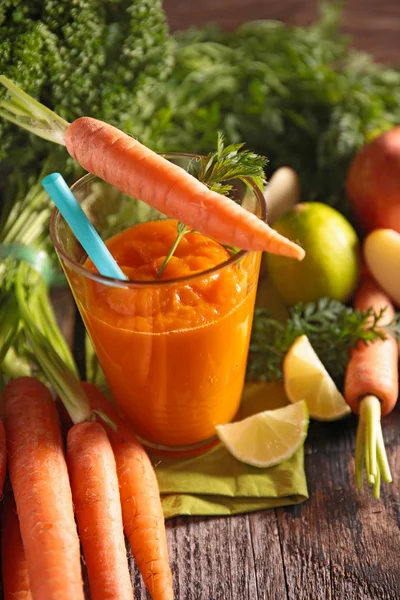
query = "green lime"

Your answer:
(283, 335), (351, 421)
(266, 202), (361, 305)
(216, 401), (309, 468)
